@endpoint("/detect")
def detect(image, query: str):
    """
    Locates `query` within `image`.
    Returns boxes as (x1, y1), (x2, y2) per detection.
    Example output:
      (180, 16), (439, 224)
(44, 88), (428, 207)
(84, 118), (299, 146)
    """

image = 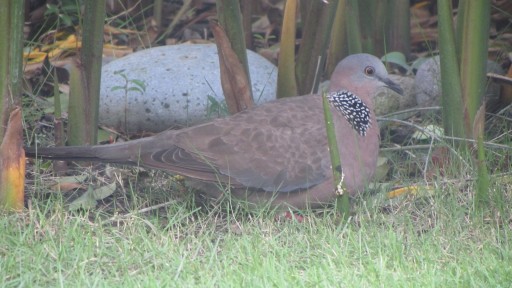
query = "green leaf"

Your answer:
(127, 87), (144, 94)
(381, 51), (410, 71)
(206, 95), (229, 118)
(45, 4), (59, 16)
(68, 186), (97, 210)
(110, 86), (124, 92)
(45, 92), (69, 114)
(68, 182), (116, 210)
(412, 124), (444, 140)
(92, 182), (116, 200)
(60, 14), (73, 27)
(374, 156), (390, 182)
(97, 128), (112, 144)
(130, 79), (146, 92)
